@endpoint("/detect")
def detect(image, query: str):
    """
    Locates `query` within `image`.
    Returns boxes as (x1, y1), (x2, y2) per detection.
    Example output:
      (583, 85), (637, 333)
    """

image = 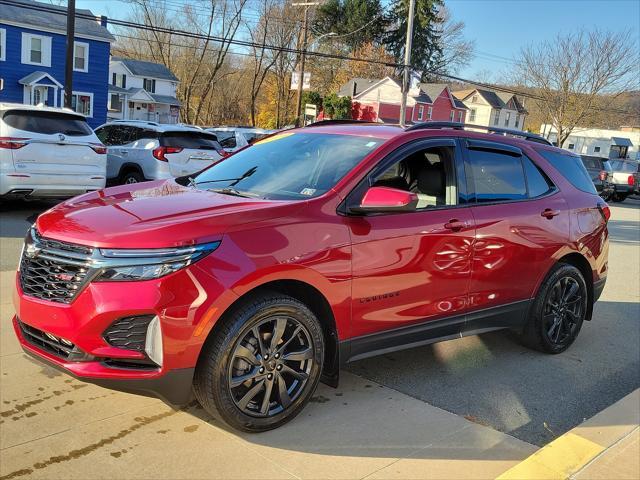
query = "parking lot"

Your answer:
(1, 197), (638, 478)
